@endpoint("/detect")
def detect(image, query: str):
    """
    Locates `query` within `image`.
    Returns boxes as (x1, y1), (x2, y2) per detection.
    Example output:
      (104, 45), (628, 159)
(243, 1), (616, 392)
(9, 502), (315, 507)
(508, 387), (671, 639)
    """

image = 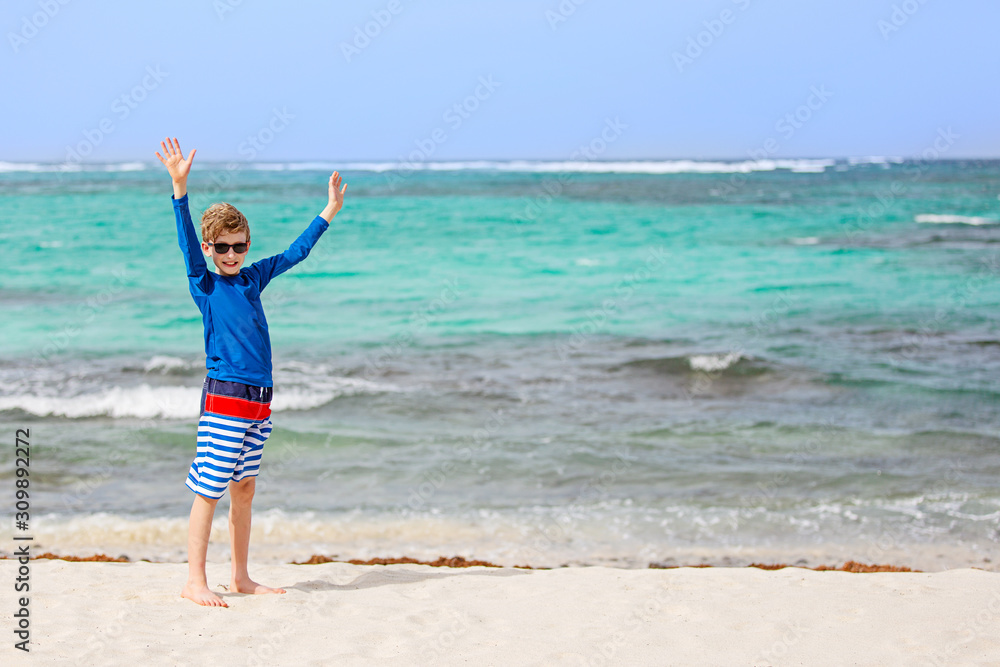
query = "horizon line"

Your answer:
(3, 155), (1000, 167)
